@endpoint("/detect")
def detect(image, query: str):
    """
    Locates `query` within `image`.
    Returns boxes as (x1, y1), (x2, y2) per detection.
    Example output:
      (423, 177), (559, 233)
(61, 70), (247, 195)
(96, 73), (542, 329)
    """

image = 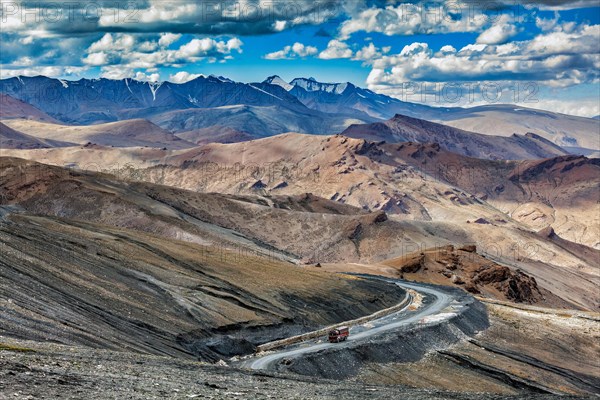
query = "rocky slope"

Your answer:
(381, 245), (550, 305)
(387, 142), (600, 250)
(342, 114), (568, 160)
(2, 336), (589, 400)
(54, 133), (593, 251)
(0, 155), (597, 398)
(0, 206), (406, 362)
(356, 301), (600, 396)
